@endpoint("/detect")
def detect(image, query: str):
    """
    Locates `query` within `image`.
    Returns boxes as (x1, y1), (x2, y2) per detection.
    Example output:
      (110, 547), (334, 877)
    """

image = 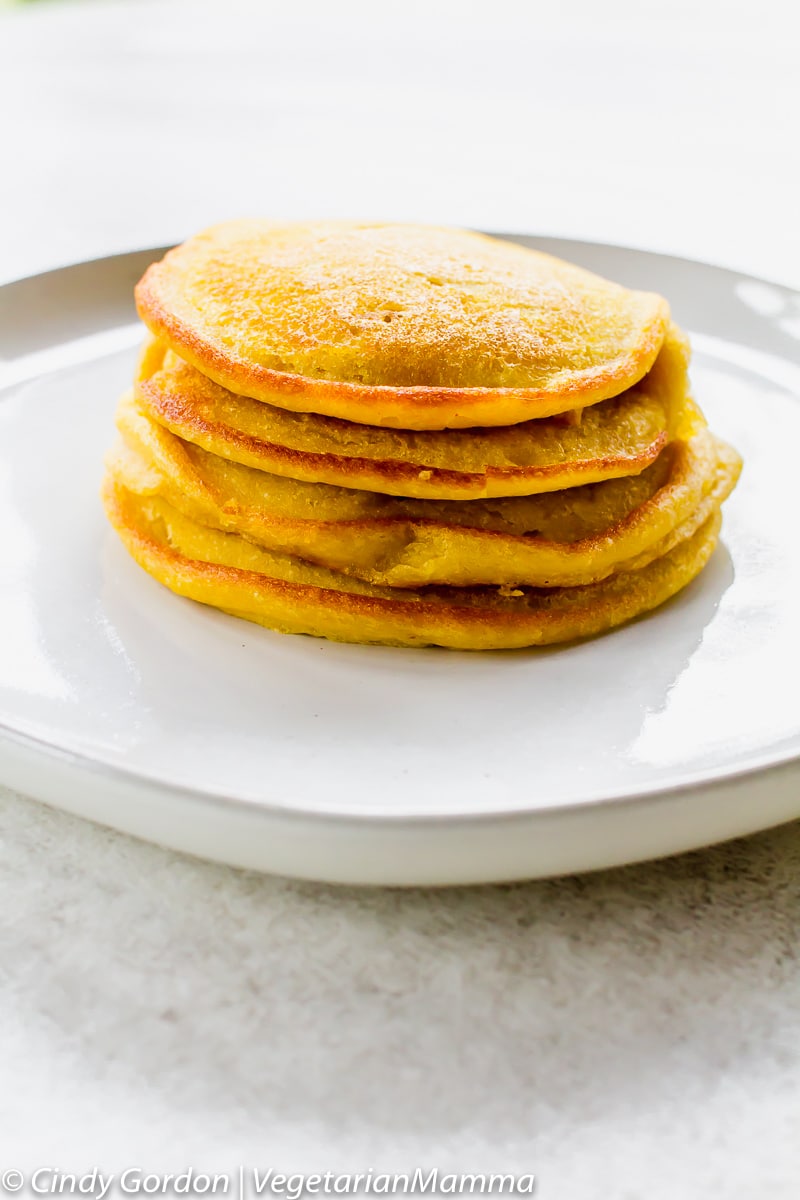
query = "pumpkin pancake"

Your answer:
(102, 478), (724, 651)
(135, 323), (692, 501)
(111, 392), (741, 589)
(135, 221), (670, 430)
